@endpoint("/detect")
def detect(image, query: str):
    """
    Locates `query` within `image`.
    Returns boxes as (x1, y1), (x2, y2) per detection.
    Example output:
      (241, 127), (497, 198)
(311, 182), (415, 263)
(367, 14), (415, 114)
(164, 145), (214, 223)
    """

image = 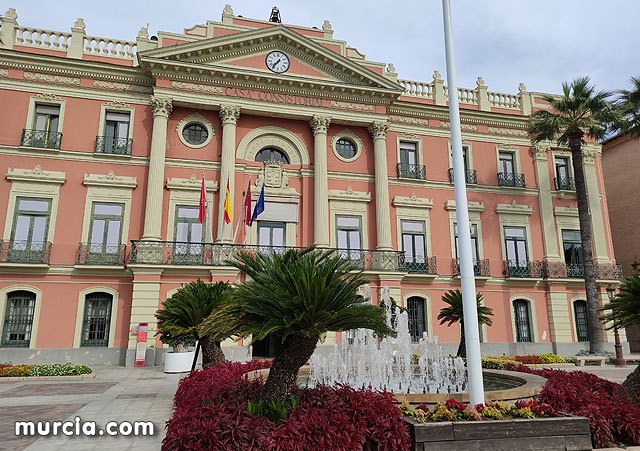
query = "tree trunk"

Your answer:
(199, 335), (225, 369)
(457, 322), (466, 358)
(622, 364), (640, 398)
(570, 136), (606, 354)
(260, 333), (319, 403)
